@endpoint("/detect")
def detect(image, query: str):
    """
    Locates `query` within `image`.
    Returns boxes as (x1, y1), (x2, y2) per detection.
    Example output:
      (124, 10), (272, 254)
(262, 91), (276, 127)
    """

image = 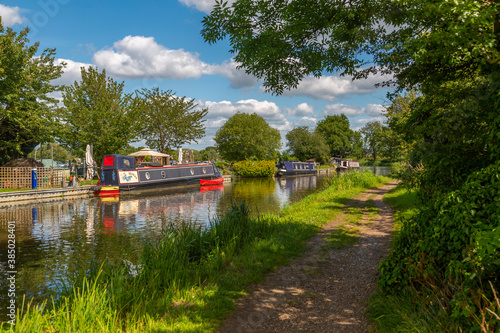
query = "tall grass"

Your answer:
(7, 171), (389, 332)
